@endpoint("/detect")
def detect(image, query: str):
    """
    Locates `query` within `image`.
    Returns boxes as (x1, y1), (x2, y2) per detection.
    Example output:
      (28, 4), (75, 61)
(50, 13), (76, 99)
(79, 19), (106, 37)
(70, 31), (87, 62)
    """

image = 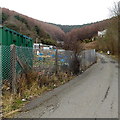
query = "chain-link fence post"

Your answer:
(10, 44), (17, 94)
(55, 48), (58, 75)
